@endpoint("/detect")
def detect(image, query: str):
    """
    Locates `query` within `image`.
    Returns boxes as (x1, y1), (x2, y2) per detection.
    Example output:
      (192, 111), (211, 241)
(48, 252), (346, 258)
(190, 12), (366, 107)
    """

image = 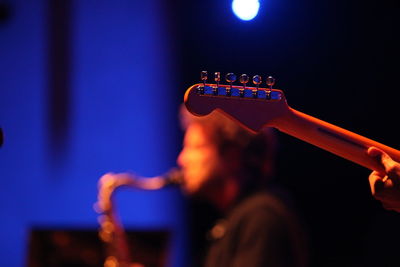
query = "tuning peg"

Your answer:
(239, 74), (249, 88)
(225, 73), (236, 94)
(225, 73), (236, 84)
(265, 76), (275, 100)
(239, 74), (249, 97)
(215, 72), (221, 87)
(266, 76), (275, 89)
(252, 75), (262, 89)
(201, 71), (208, 86)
